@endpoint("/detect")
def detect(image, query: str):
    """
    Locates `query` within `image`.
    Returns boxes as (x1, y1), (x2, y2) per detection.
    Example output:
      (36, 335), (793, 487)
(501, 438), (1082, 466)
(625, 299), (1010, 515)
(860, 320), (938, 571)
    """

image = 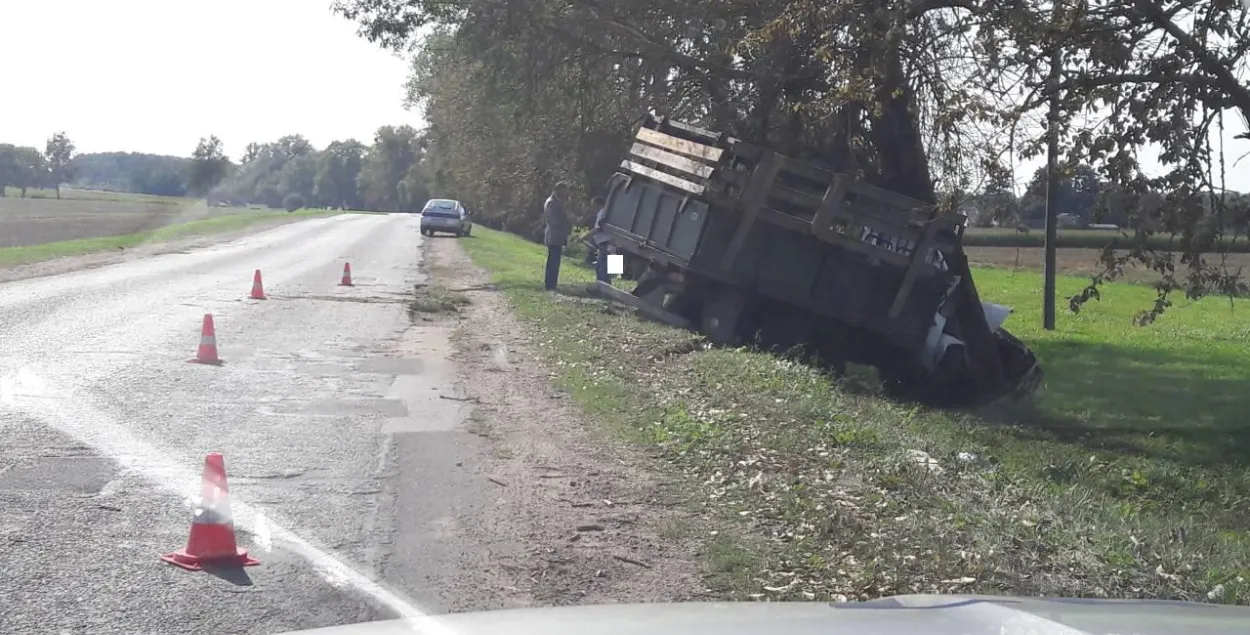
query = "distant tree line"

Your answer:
(72, 152), (192, 197)
(0, 127), (433, 213)
(195, 126), (430, 213)
(967, 161), (1250, 241)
